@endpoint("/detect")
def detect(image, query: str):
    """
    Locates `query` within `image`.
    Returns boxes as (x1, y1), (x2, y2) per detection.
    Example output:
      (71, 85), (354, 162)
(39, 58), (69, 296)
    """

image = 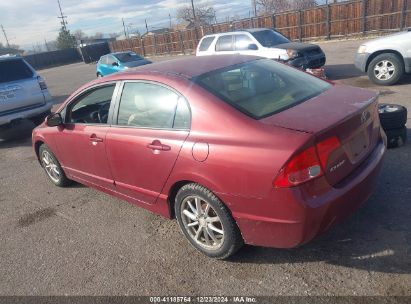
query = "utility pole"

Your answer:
(57, 0), (68, 30)
(190, 0), (197, 26)
(1, 25), (10, 48)
(122, 18), (128, 38)
(145, 19), (148, 34)
(44, 39), (50, 51)
(251, 0), (257, 17)
(169, 13), (172, 29)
